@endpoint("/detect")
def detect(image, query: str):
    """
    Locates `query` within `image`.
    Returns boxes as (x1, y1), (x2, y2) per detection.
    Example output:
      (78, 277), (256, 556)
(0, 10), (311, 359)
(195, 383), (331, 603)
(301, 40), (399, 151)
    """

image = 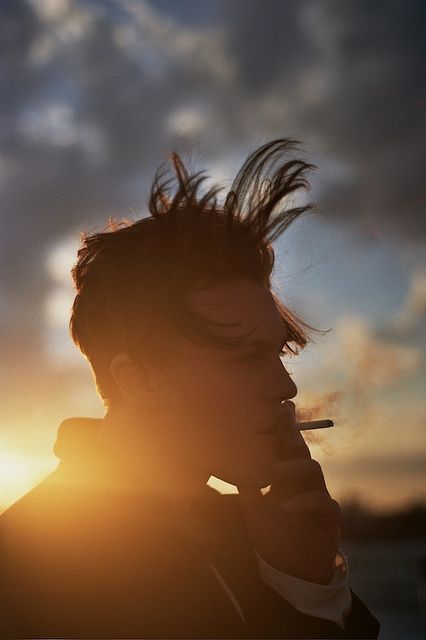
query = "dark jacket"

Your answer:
(0, 418), (380, 639)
